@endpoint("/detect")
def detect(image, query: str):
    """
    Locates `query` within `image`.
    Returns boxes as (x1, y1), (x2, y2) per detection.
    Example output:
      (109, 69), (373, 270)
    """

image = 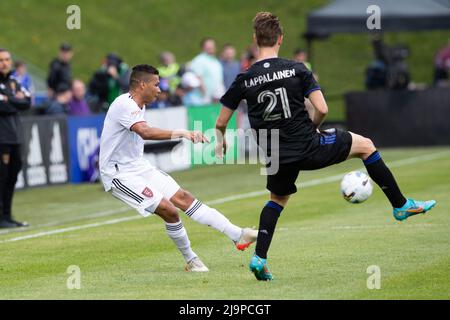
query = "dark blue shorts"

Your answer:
(266, 128), (352, 196)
